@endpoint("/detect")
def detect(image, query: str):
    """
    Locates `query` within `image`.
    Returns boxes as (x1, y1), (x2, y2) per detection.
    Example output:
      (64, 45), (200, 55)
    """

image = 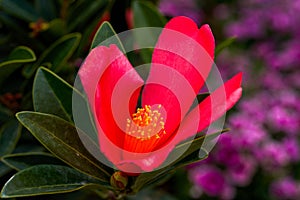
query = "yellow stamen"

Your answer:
(126, 104), (166, 140)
